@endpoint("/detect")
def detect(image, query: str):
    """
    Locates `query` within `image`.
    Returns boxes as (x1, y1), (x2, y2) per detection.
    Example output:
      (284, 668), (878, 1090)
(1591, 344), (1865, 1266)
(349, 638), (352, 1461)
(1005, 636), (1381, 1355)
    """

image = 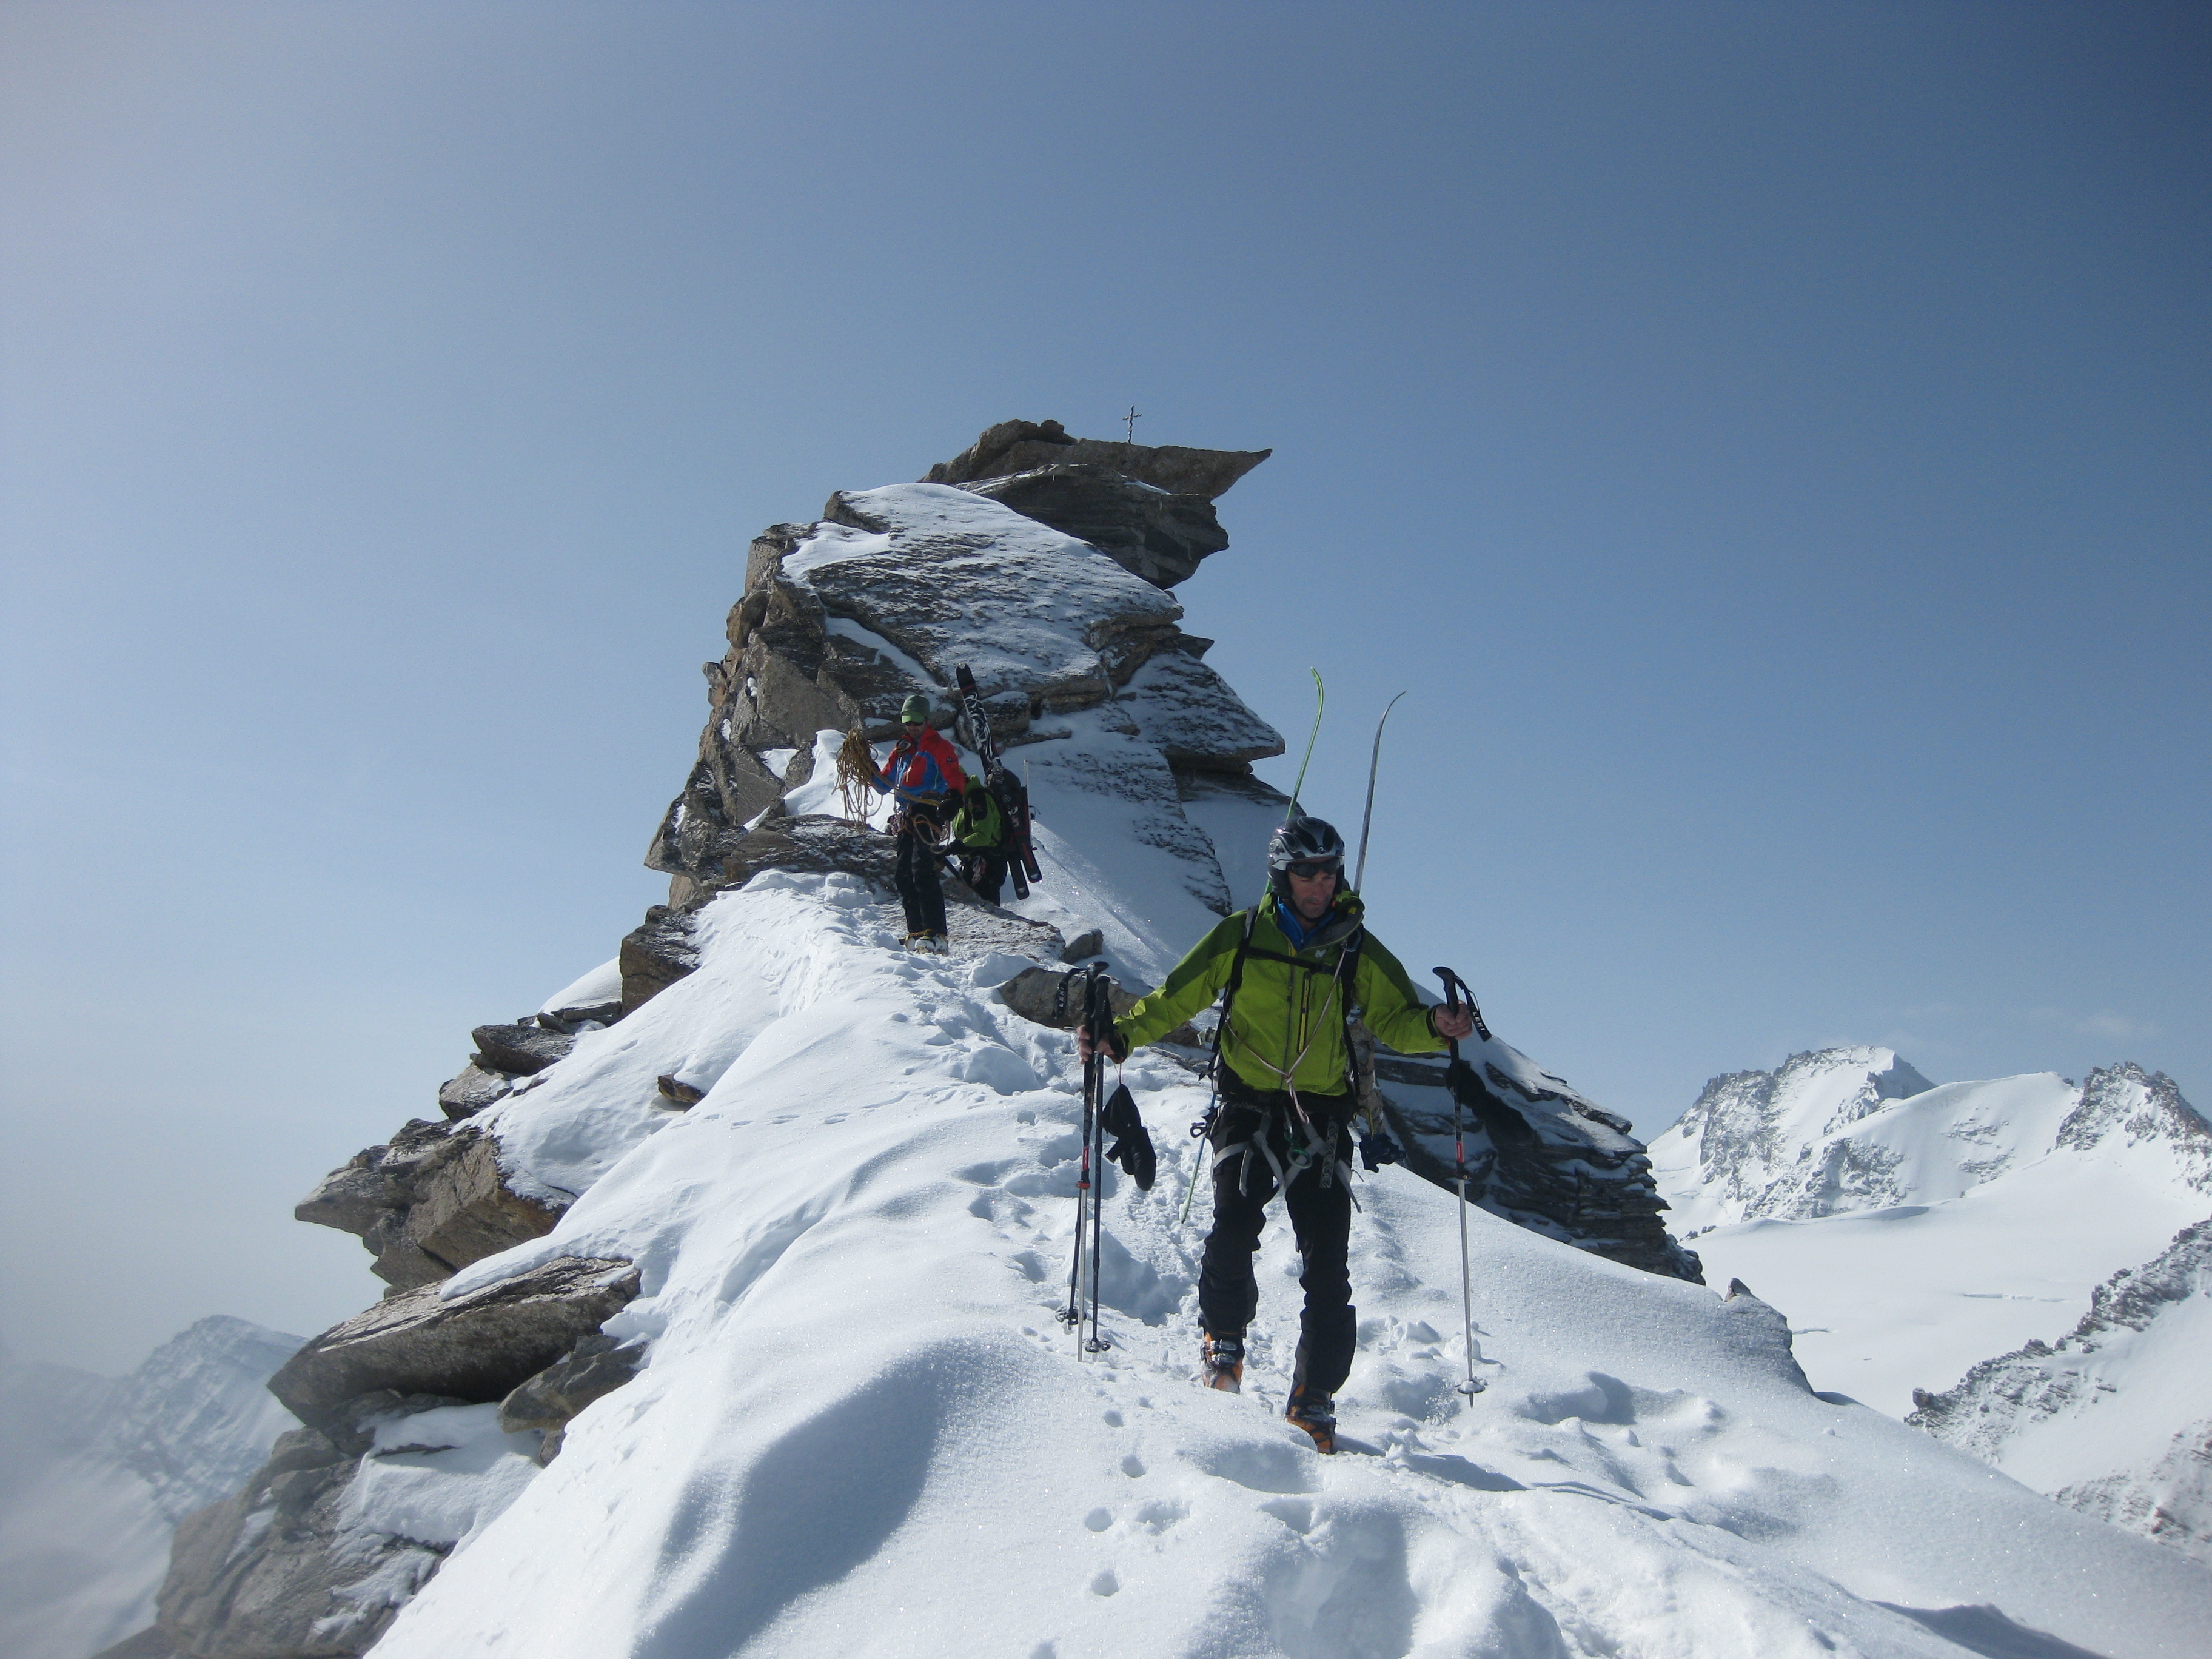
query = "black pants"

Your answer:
(960, 850), (1009, 907)
(1198, 1087), (1356, 1395)
(893, 811), (947, 937)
